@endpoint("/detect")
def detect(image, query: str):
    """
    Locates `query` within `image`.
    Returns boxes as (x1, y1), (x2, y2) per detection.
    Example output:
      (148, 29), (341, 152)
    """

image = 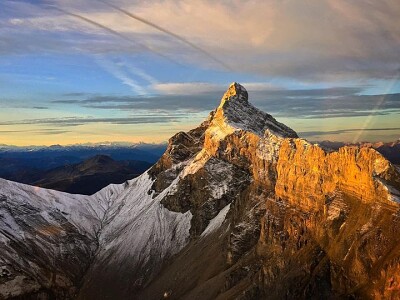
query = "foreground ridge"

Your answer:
(1, 83), (400, 299)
